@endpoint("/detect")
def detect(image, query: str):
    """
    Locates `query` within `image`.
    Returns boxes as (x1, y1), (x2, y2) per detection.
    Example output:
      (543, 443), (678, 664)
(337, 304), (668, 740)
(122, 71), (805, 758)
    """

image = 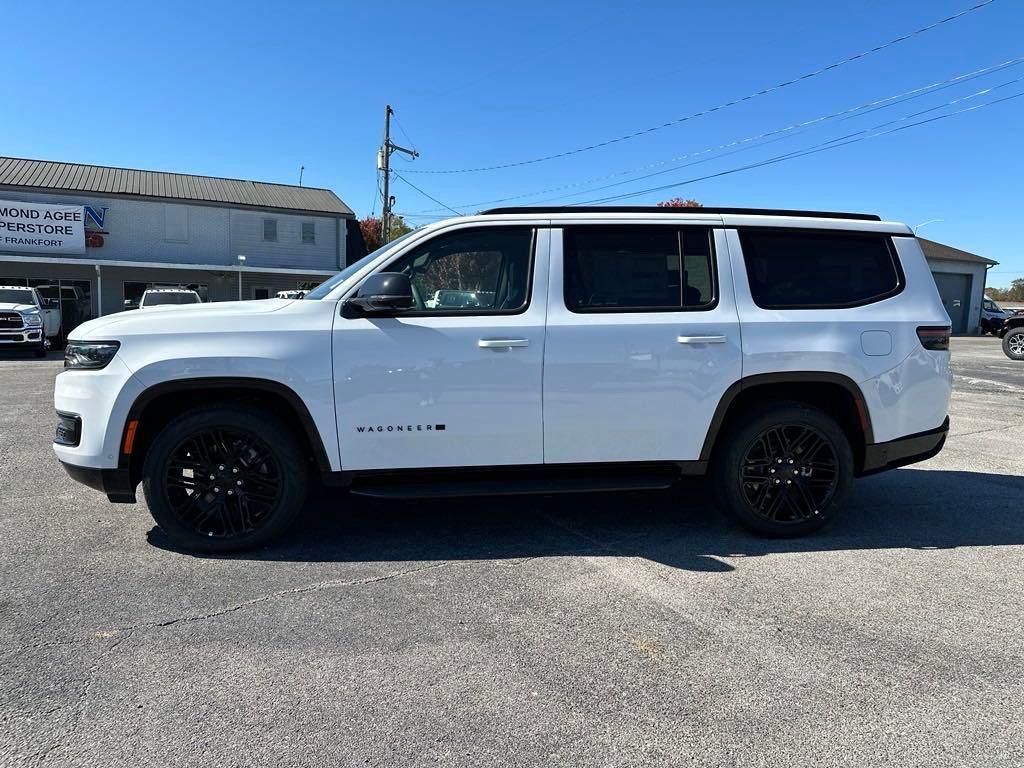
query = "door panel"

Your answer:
(543, 227), (742, 464)
(333, 227), (549, 470)
(932, 272), (970, 335)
